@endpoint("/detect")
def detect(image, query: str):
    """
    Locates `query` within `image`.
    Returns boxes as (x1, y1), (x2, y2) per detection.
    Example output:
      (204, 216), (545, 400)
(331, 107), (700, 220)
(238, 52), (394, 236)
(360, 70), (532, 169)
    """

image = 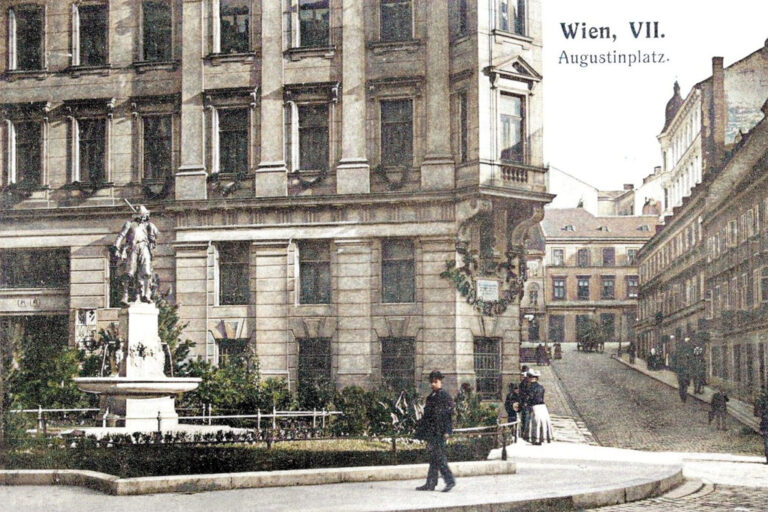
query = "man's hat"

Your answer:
(135, 205), (150, 218)
(527, 369), (541, 378)
(428, 370), (444, 381)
